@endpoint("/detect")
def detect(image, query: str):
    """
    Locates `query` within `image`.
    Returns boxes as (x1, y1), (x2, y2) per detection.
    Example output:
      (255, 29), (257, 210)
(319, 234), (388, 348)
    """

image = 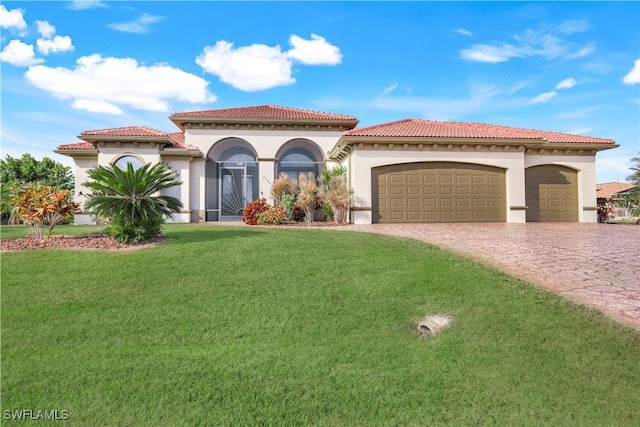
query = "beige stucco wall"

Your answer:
(73, 156), (98, 225)
(348, 149), (528, 224)
(525, 154), (598, 222)
(163, 157), (193, 223)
